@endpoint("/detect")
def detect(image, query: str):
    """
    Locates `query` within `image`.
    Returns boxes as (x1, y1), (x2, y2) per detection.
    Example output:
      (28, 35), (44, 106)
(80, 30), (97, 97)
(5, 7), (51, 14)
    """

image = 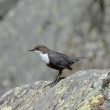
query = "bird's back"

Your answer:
(48, 51), (84, 70)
